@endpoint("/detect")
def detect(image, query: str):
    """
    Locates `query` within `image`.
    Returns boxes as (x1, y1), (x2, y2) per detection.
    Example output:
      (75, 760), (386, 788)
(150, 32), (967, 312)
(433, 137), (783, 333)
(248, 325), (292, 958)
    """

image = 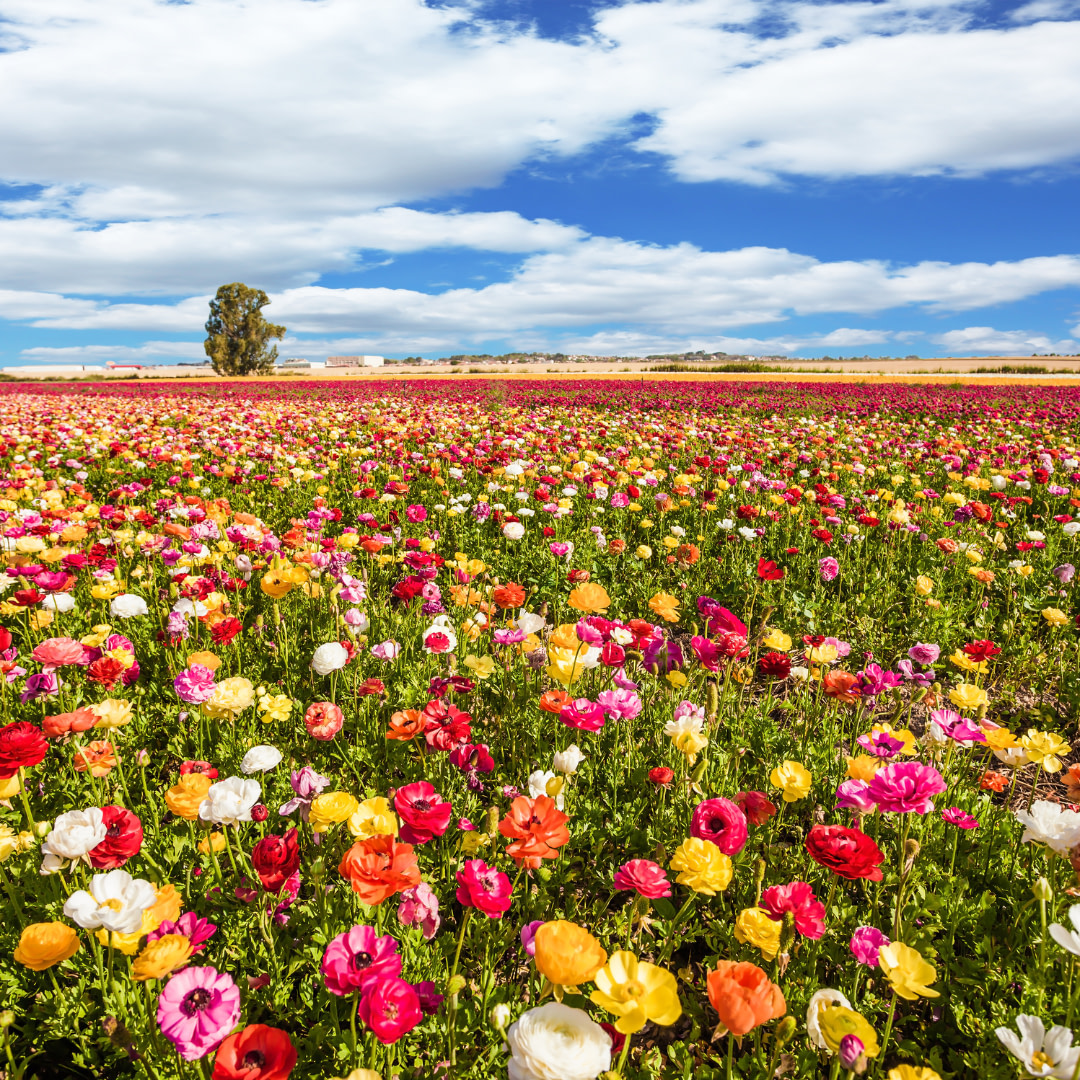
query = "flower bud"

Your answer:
(251, 803), (269, 823)
(838, 1034), (865, 1070)
(903, 838), (920, 877)
(774, 1016), (797, 1047)
(489, 1003), (511, 1033)
(447, 974), (467, 997)
(1033, 876), (1053, 901)
(0, 1011), (14, 1030)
